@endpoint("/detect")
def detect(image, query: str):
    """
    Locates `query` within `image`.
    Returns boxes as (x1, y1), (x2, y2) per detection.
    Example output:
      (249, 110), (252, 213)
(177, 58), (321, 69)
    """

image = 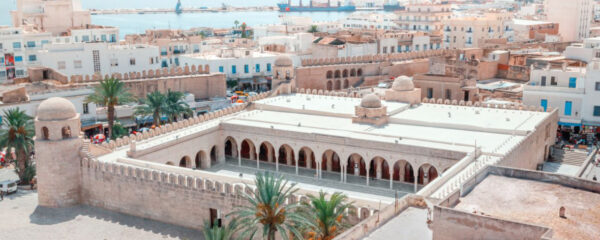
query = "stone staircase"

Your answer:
(550, 147), (588, 167)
